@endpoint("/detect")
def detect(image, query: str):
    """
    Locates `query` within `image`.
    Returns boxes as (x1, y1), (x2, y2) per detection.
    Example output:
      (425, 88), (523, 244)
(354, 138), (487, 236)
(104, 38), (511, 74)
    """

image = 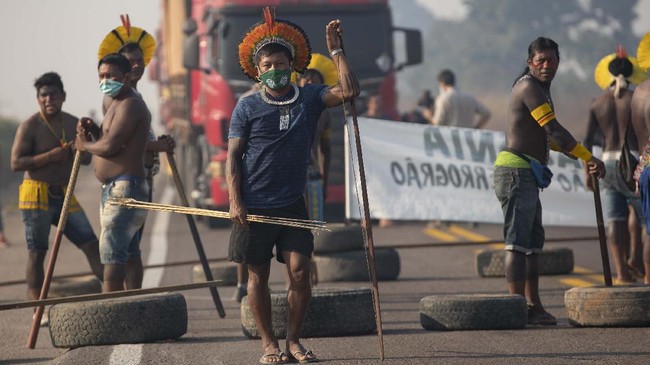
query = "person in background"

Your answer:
(583, 45), (647, 283)
(431, 69), (491, 129)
